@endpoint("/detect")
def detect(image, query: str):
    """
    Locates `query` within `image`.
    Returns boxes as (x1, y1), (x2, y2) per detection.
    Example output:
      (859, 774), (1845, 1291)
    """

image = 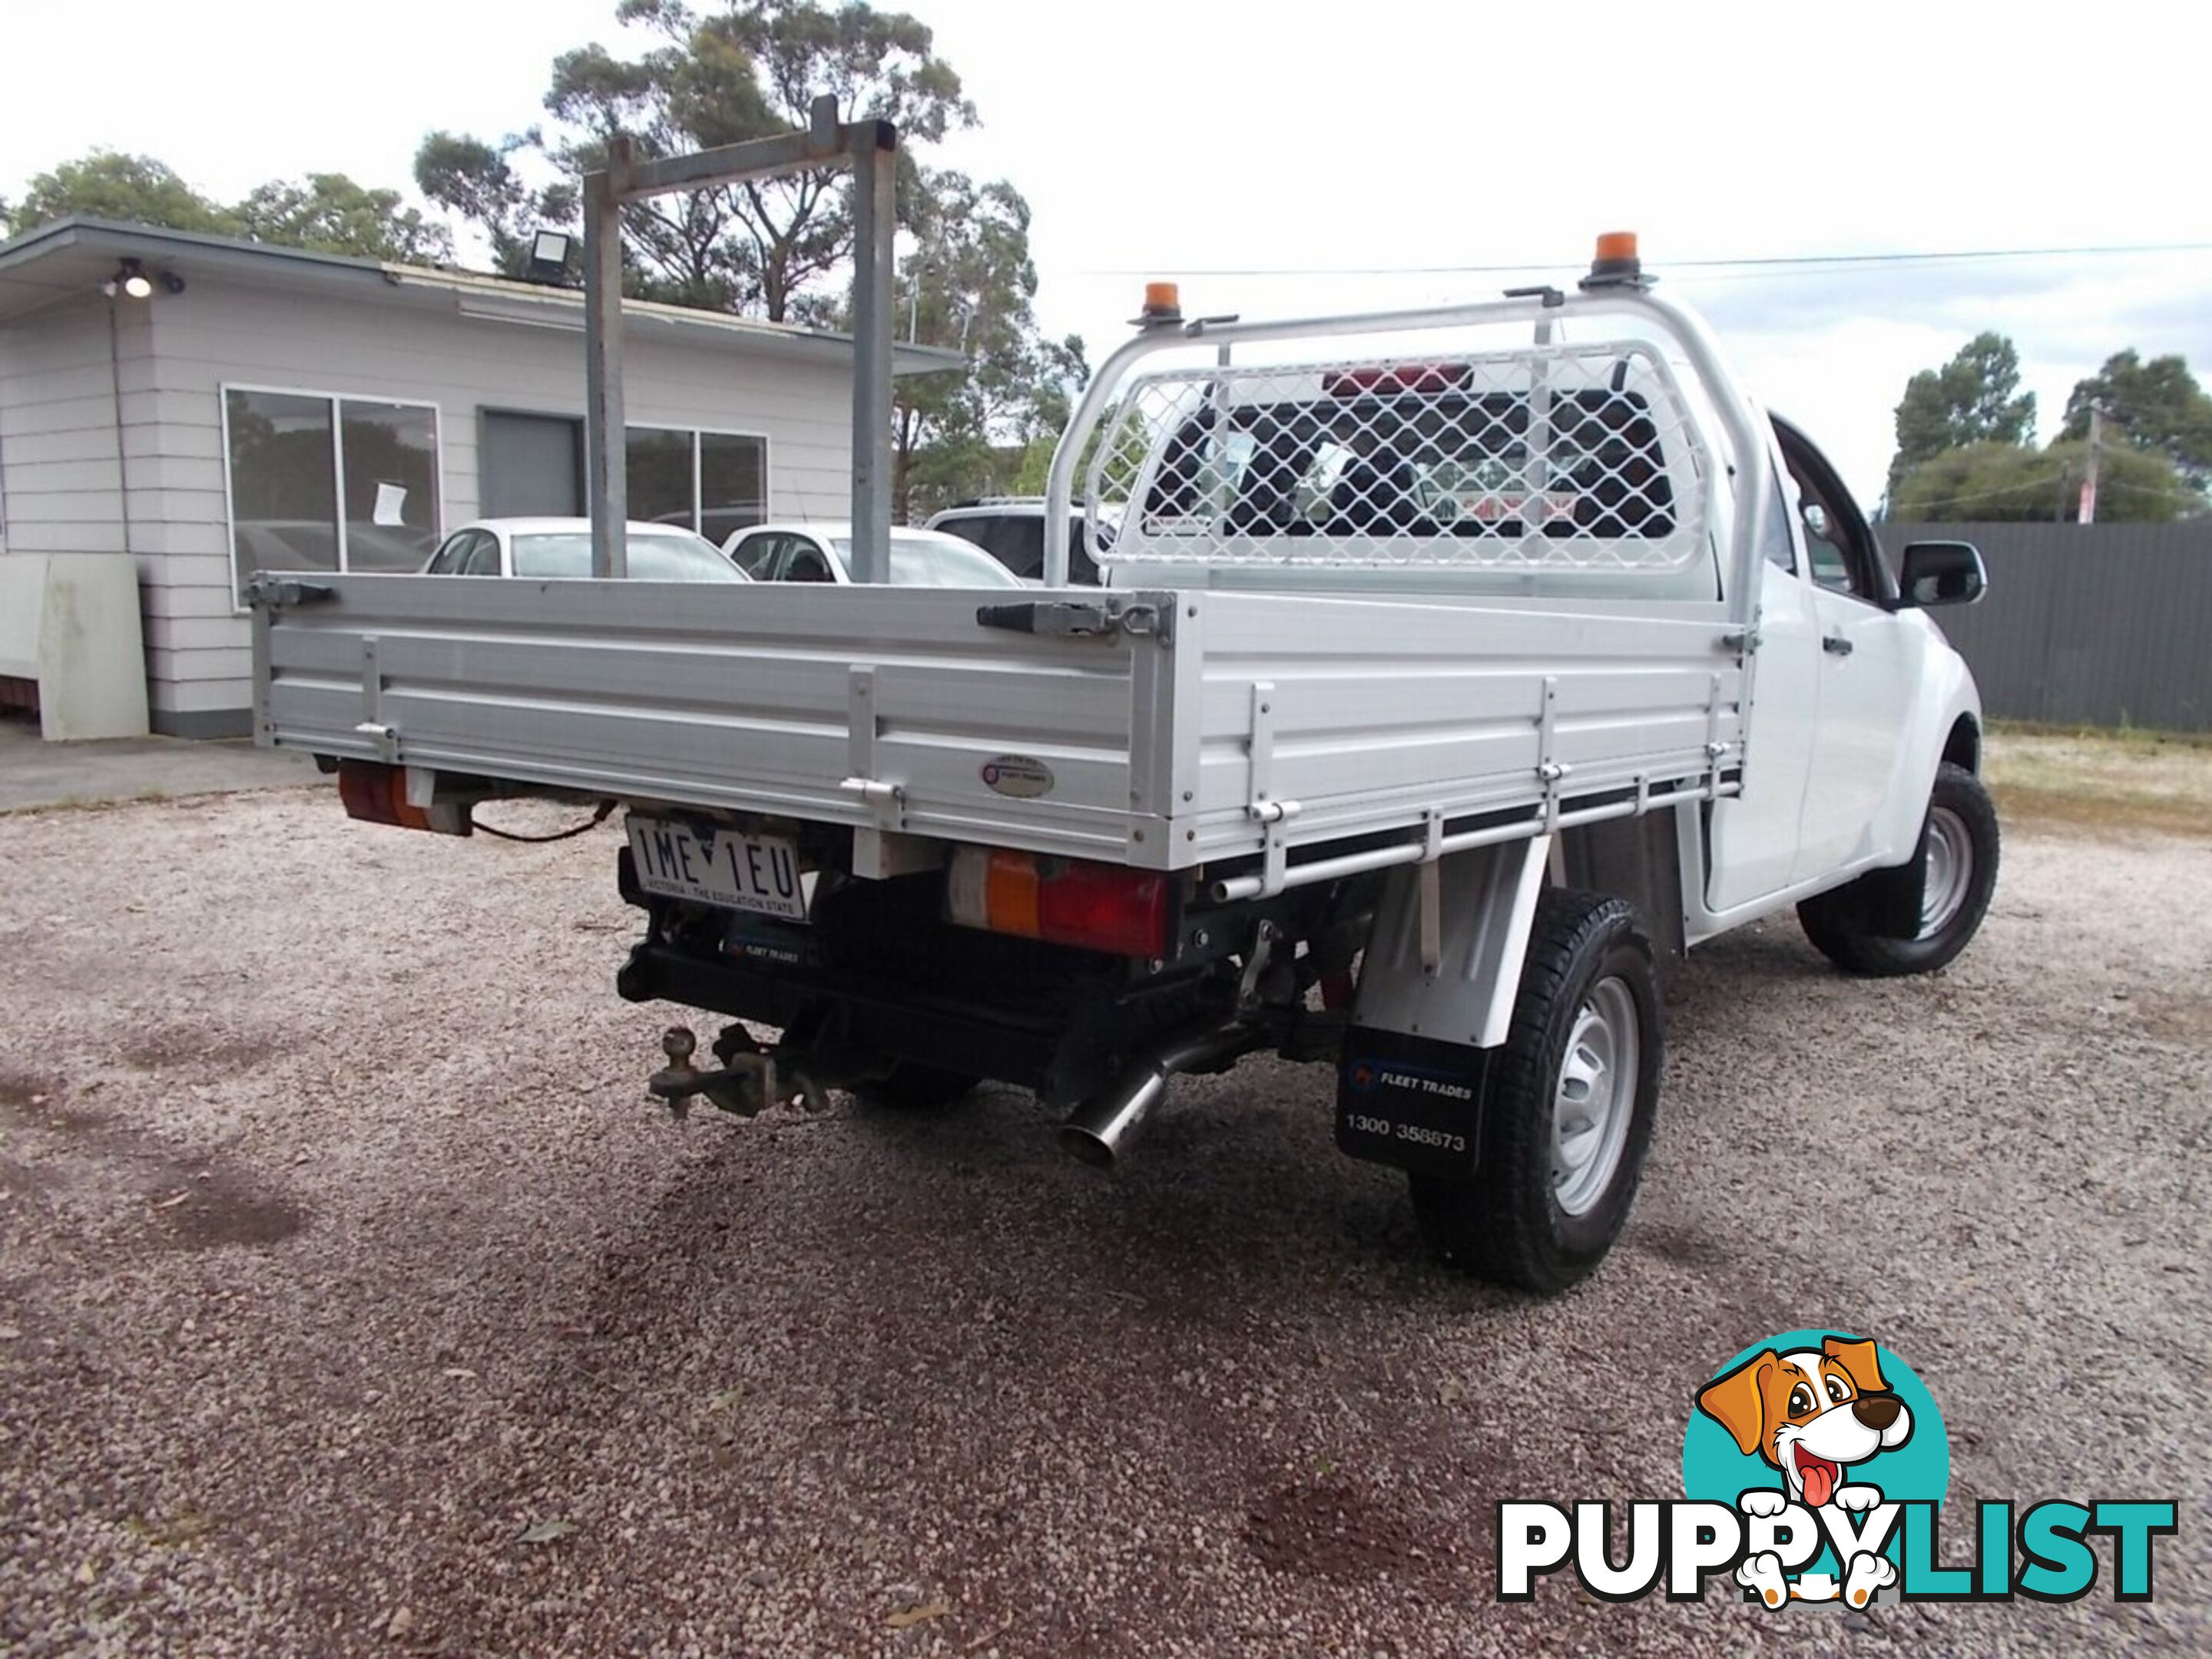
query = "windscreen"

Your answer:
(829, 531), (1026, 587)
(512, 531), (748, 581)
(937, 514), (1108, 584)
